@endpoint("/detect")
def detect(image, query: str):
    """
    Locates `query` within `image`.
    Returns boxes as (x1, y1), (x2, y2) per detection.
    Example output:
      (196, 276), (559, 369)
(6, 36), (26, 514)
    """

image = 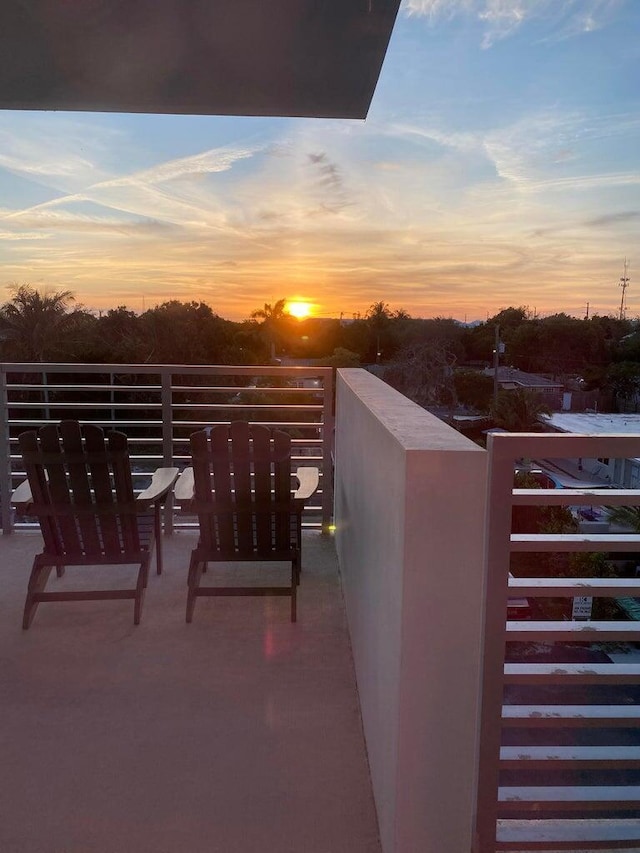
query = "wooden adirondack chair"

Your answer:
(175, 422), (319, 623)
(12, 420), (178, 628)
